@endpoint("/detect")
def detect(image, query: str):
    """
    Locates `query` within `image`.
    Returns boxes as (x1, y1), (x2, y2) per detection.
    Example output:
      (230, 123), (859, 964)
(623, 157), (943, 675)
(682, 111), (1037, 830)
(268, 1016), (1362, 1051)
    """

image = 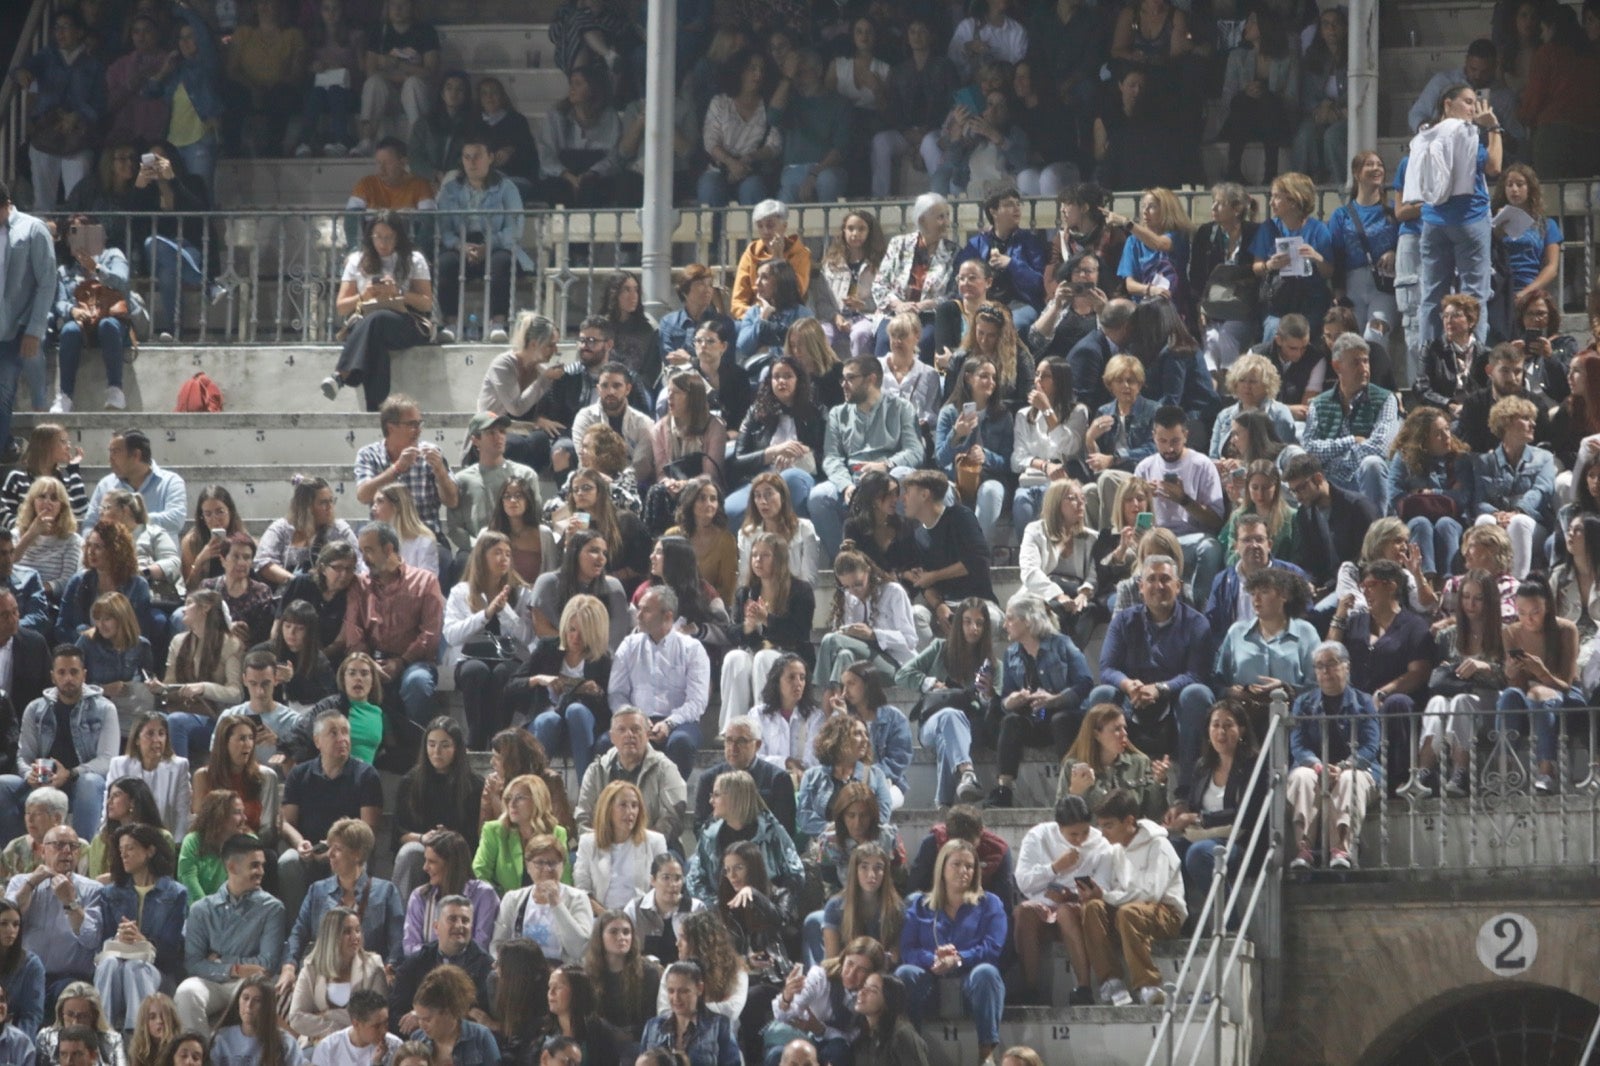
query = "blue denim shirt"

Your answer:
(1093, 396), (1159, 468)
(434, 172), (535, 270)
(935, 403), (1014, 478)
(1290, 685), (1383, 785)
(54, 571), (155, 646)
(74, 633), (152, 687)
(0, 950), (45, 1038)
(736, 302), (815, 357)
(1210, 401), (1298, 460)
(640, 1007), (741, 1066)
(410, 1021), (501, 1066)
(1386, 452), (1476, 516)
(285, 871), (406, 966)
(184, 885), (287, 980)
(1002, 632), (1093, 705)
(863, 704), (913, 794)
(794, 762), (894, 840)
(1472, 444), (1555, 525)
(96, 877), (188, 974)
